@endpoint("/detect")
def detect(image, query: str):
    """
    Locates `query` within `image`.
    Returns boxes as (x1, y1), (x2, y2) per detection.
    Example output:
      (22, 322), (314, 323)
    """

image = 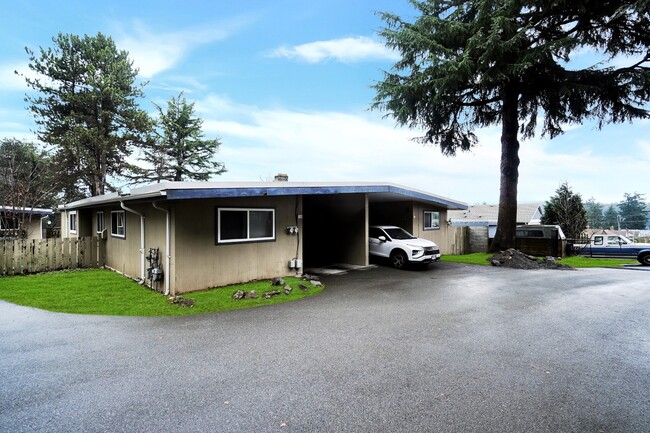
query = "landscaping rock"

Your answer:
(302, 274), (319, 281)
(263, 290), (281, 299)
(168, 296), (195, 307)
(232, 290), (245, 300)
(272, 277), (285, 286)
(310, 280), (322, 287)
(243, 290), (259, 299)
(299, 284), (310, 291)
(488, 249), (572, 270)
(284, 285), (293, 295)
